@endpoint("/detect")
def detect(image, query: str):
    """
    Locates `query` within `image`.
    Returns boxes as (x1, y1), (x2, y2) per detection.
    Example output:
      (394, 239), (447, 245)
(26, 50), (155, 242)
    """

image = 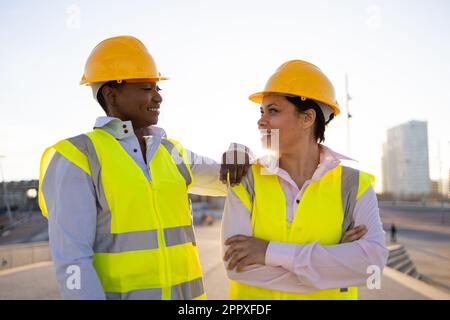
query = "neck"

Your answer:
(279, 139), (320, 180)
(106, 111), (148, 141)
(133, 126), (147, 141)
